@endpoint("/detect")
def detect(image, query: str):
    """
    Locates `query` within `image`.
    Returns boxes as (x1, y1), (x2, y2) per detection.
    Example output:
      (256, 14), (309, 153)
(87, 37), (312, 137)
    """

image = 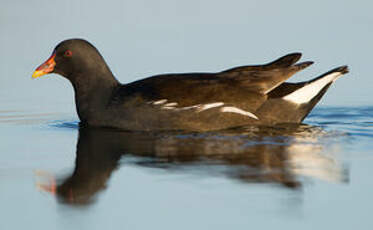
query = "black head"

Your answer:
(32, 39), (113, 83)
